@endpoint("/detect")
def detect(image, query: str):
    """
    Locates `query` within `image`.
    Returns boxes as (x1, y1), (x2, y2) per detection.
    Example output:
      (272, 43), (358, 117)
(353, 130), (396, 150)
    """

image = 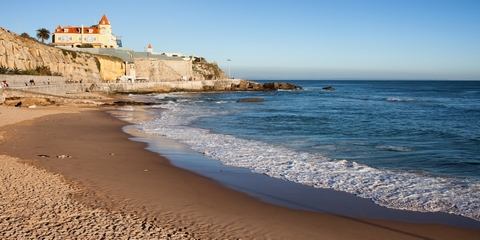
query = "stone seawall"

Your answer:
(0, 87), (109, 107)
(93, 80), (243, 93)
(1, 80), (243, 97)
(2, 83), (89, 96)
(1, 79), (301, 98)
(1, 75), (67, 87)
